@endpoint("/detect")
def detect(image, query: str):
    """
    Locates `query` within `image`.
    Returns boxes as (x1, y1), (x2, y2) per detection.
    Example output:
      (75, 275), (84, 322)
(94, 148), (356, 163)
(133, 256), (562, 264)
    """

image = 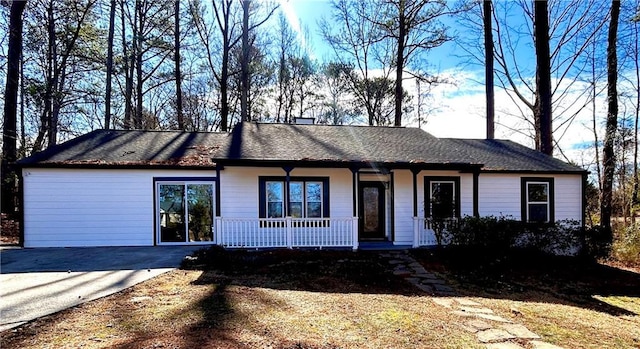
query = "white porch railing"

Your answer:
(412, 217), (458, 247)
(215, 217), (359, 250)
